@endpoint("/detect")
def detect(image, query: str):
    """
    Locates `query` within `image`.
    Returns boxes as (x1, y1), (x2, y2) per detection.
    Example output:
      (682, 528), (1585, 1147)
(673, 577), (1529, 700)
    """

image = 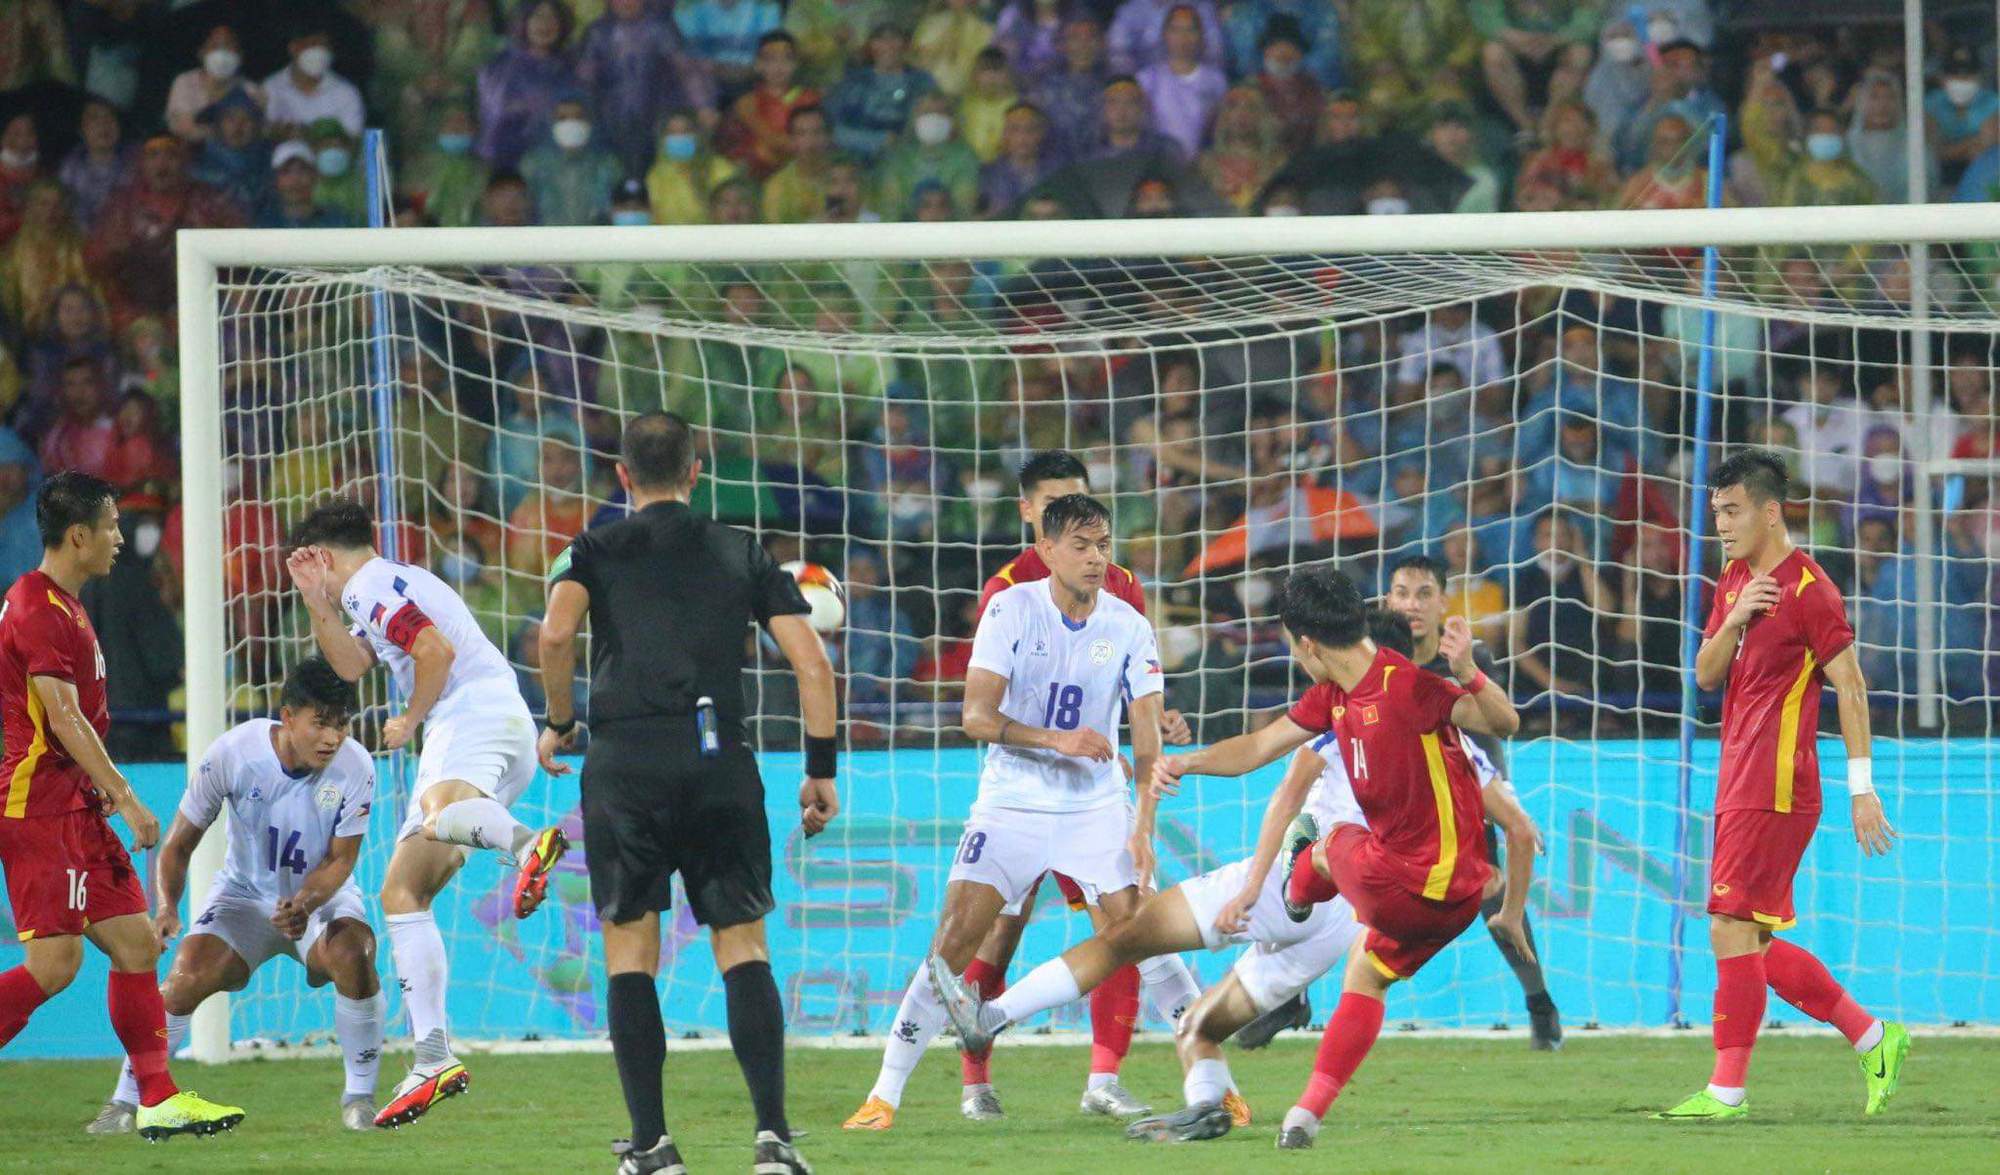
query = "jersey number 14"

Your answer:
(265, 827), (308, 875)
